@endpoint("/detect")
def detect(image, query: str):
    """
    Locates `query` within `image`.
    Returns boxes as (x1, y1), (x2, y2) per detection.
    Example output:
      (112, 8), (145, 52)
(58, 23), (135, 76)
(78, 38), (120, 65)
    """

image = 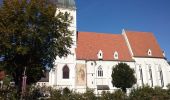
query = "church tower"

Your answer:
(49, 0), (77, 89)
